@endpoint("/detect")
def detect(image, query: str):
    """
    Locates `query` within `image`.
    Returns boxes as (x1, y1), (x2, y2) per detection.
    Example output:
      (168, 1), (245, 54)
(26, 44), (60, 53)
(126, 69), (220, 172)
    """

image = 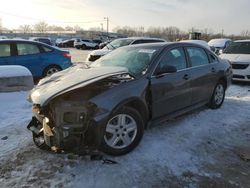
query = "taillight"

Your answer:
(63, 52), (71, 60)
